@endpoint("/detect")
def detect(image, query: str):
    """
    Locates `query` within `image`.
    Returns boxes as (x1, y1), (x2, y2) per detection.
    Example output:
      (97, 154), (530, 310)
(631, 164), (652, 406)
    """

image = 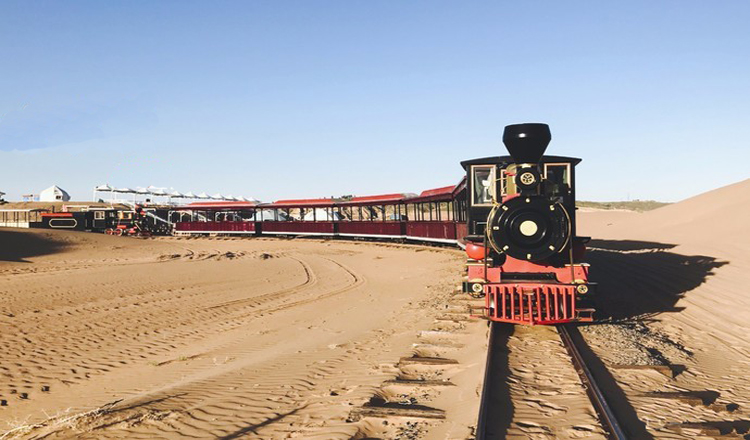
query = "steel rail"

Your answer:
(475, 322), (496, 440)
(557, 324), (628, 440)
